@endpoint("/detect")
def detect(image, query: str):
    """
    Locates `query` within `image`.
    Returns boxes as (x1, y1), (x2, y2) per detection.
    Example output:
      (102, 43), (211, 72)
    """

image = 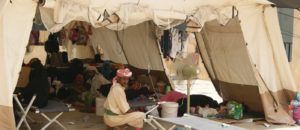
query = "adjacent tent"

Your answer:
(196, 10), (296, 123)
(0, 0), (37, 129)
(1, 0), (300, 129)
(268, 0), (300, 8)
